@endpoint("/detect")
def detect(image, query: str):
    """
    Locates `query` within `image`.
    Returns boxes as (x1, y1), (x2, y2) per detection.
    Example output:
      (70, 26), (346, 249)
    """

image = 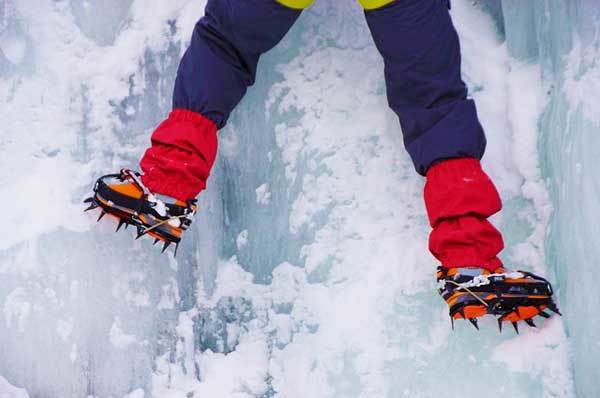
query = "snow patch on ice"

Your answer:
(109, 317), (138, 349)
(255, 183), (272, 205)
(492, 317), (574, 397)
(0, 376), (29, 398)
(0, 0), (207, 251)
(505, 62), (553, 274)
